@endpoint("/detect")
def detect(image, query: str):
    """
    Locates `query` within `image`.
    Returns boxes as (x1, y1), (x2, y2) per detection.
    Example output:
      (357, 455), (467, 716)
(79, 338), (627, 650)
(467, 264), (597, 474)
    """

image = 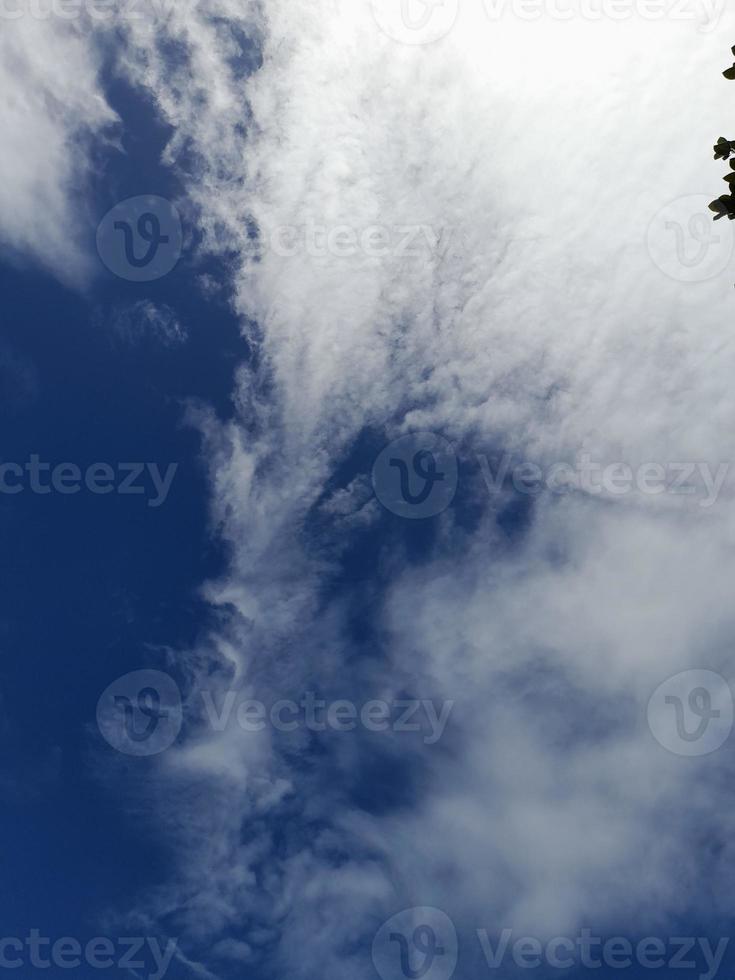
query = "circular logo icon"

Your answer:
(372, 432), (458, 519)
(373, 907), (458, 980)
(647, 669), (733, 757)
(96, 195), (183, 282)
(371, 0), (459, 45)
(97, 669), (183, 757)
(646, 195), (734, 283)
